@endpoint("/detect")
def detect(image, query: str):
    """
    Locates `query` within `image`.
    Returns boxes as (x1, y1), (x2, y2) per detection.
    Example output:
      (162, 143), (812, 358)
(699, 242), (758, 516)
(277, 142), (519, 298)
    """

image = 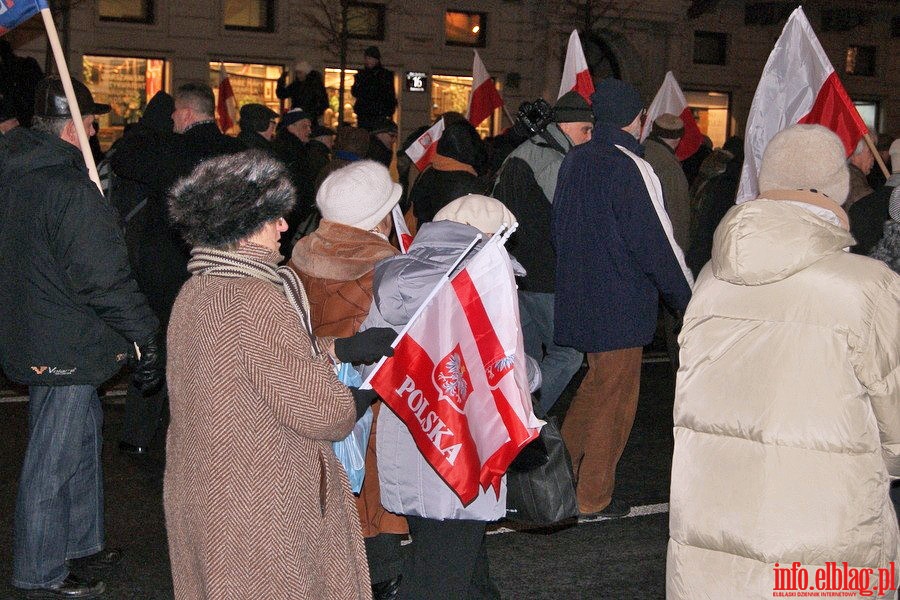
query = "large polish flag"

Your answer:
(216, 64), (237, 133)
(467, 50), (504, 127)
(405, 117), (445, 172)
(367, 238), (543, 504)
(557, 30), (594, 102)
(736, 6), (868, 203)
(641, 71), (704, 161)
